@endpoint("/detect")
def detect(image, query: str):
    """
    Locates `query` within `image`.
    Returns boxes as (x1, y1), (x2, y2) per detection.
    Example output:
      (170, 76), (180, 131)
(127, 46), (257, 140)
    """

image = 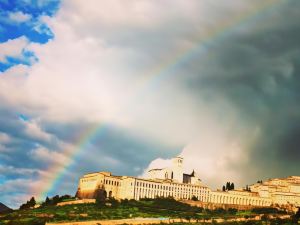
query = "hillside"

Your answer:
(0, 202), (13, 214)
(0, 198), (297, 225)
